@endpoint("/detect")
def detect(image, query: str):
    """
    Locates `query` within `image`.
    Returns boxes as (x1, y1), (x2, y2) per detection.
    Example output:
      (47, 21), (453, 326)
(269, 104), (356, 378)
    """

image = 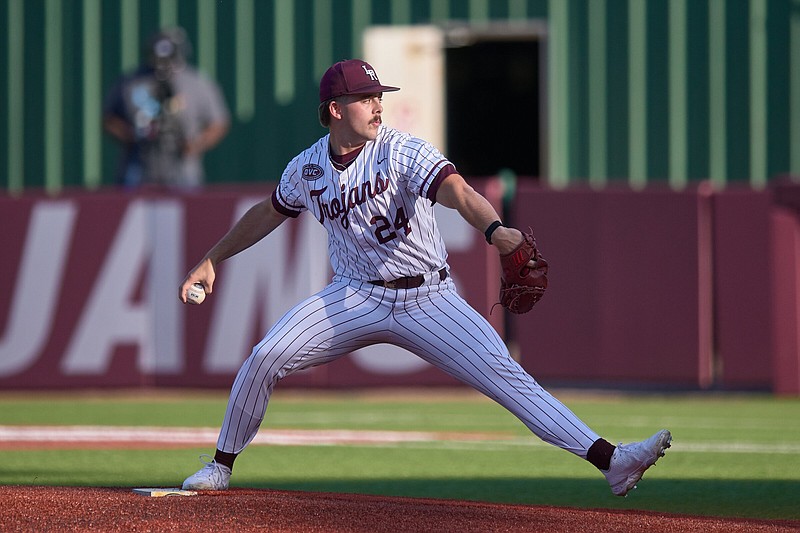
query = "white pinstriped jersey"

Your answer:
(272, 125), (451, 281)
